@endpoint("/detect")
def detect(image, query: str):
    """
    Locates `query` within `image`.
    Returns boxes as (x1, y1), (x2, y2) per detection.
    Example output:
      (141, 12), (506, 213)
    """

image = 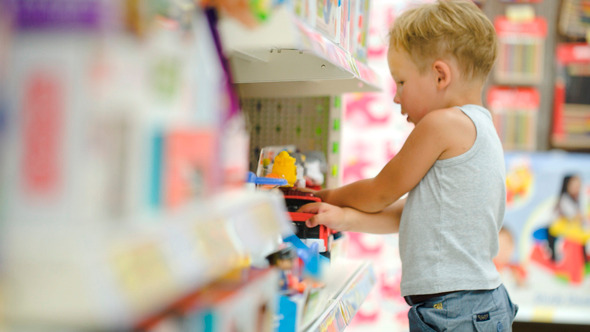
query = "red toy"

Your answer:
(280, 188), (332, 258)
